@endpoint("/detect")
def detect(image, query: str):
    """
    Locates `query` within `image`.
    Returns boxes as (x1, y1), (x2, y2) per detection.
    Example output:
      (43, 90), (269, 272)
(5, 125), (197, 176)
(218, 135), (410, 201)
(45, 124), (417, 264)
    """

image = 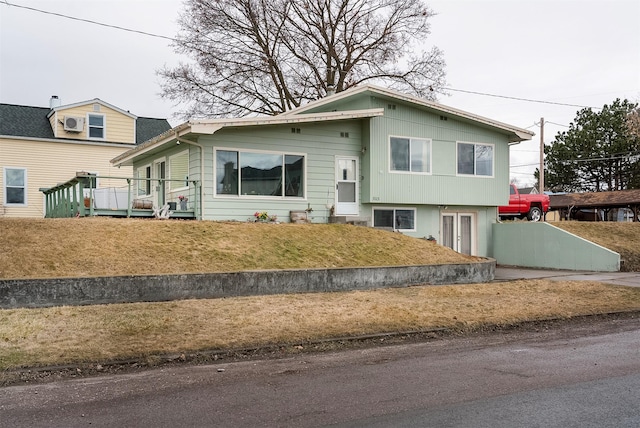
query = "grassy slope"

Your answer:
(0, 218), (478, 279)
(2, 219), (640, 374)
